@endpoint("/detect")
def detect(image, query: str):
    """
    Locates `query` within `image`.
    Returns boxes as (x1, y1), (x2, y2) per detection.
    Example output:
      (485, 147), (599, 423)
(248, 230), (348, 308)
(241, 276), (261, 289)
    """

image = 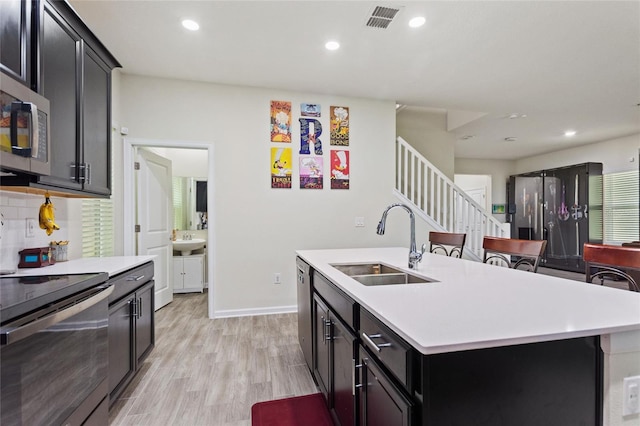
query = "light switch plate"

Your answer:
(623, 375), (640, 416)
(355, 217), (365, 227)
